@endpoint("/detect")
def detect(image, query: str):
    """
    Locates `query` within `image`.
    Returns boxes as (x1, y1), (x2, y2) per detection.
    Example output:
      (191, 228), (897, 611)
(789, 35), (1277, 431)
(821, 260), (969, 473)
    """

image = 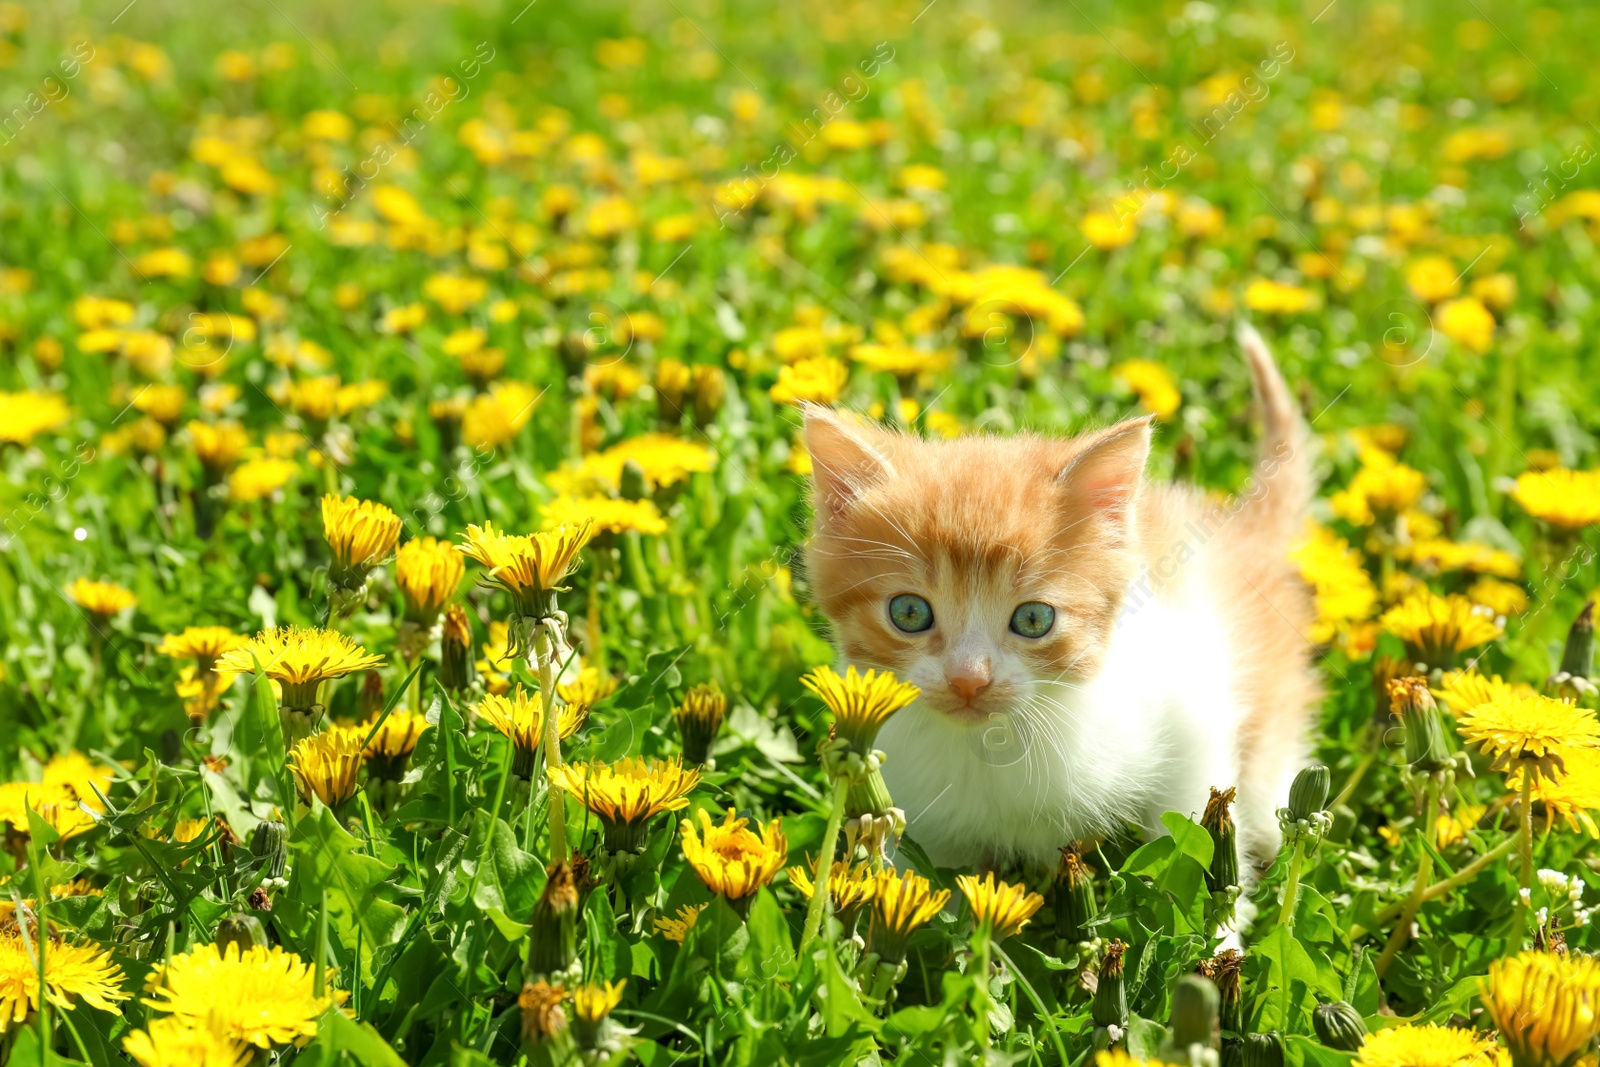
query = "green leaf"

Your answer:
(278, 805), (407, 970)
